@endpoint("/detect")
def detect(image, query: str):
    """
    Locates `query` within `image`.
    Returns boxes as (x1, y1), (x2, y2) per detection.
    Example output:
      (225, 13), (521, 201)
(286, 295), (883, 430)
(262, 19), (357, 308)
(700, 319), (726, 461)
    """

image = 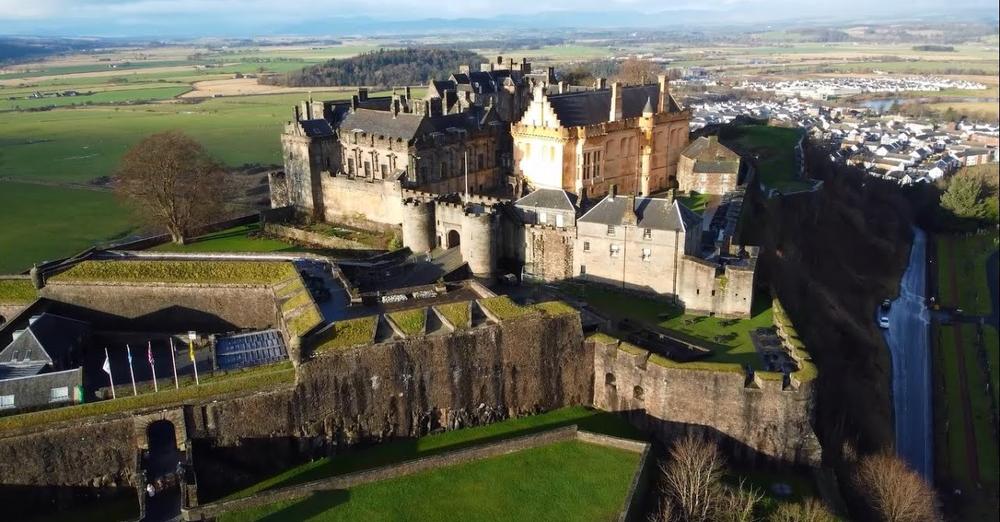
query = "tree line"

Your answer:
(259, 48), (487, 88)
